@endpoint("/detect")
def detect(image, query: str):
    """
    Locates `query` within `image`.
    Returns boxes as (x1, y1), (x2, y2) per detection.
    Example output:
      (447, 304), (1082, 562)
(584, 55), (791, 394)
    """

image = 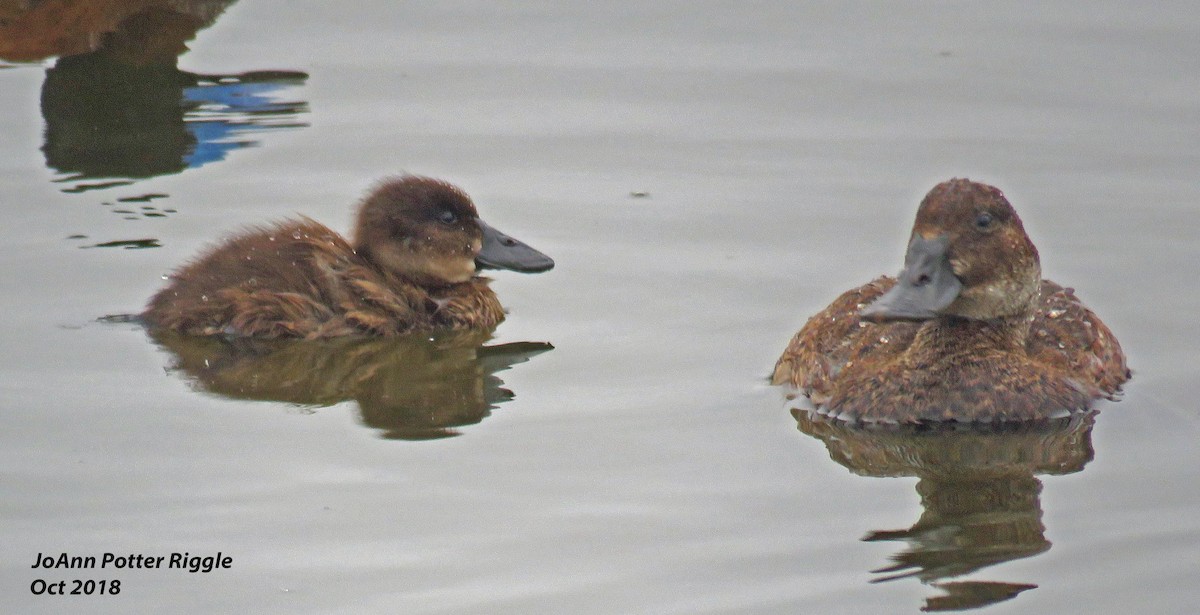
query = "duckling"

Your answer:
(143, 176), (553, 338)
(773, 178), (1129, 424)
